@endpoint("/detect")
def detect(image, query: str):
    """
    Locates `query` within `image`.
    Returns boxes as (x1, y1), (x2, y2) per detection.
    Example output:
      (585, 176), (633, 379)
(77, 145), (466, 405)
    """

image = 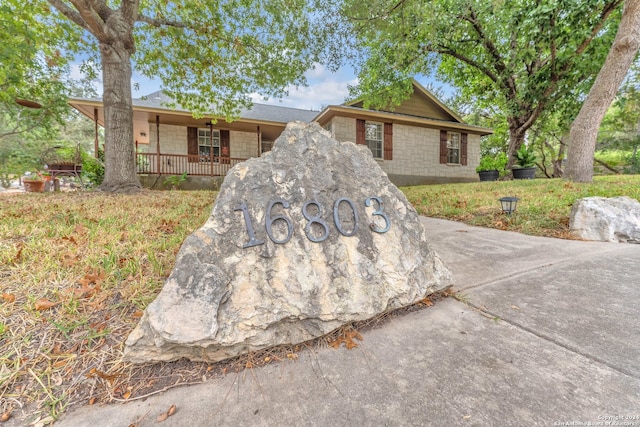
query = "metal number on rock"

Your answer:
(266, 199), (293, 244)
(333, 197), (359, 237)
(302, 200), (330, 243)
(365, 196), (391, 233)
(234, 201), (265, 248)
